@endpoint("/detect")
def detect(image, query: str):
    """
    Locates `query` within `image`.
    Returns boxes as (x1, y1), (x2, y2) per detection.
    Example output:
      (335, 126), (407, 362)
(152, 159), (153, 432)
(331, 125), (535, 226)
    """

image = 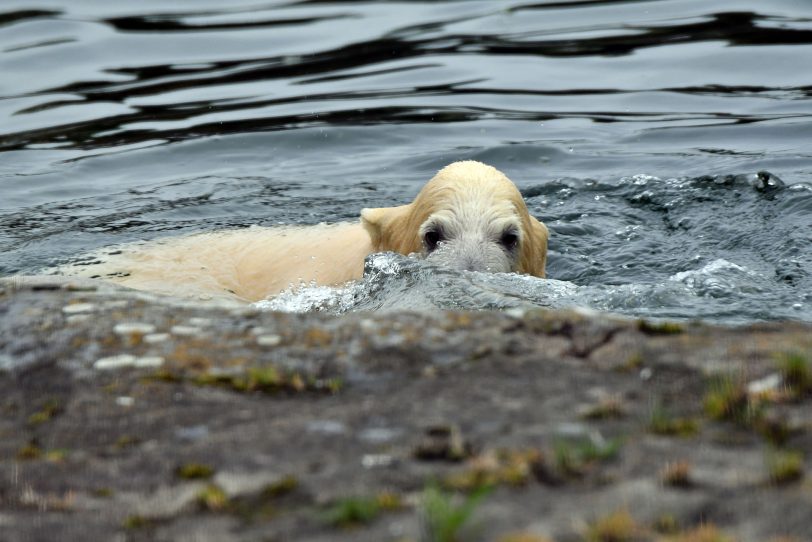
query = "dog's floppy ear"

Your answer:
(361, 204), (421, 255)
(519, 215), (549, 278)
